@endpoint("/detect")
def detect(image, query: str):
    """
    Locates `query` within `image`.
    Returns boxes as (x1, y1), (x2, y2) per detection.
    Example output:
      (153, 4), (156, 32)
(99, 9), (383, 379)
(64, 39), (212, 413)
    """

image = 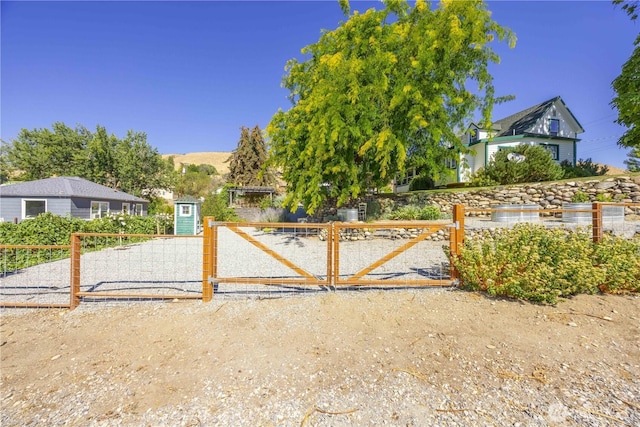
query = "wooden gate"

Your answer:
(203, 206), (463, 299)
